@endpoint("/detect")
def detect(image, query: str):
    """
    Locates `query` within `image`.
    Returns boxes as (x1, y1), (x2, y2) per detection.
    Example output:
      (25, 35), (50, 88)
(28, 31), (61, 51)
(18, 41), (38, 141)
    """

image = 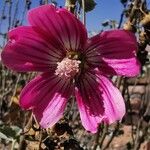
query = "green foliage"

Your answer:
(0, 125), (22, 142)
(78, 0), (97, 12)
